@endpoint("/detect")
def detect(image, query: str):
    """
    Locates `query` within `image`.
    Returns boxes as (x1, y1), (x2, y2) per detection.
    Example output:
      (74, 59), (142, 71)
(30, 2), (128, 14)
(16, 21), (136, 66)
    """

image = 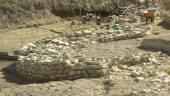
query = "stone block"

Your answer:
(68, 71), (76, 76)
